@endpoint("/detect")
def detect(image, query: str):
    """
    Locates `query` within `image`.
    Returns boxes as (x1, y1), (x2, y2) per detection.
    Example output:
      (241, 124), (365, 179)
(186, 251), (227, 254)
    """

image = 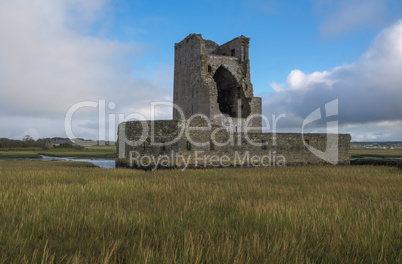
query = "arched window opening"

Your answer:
(213, 66), (251, 118)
